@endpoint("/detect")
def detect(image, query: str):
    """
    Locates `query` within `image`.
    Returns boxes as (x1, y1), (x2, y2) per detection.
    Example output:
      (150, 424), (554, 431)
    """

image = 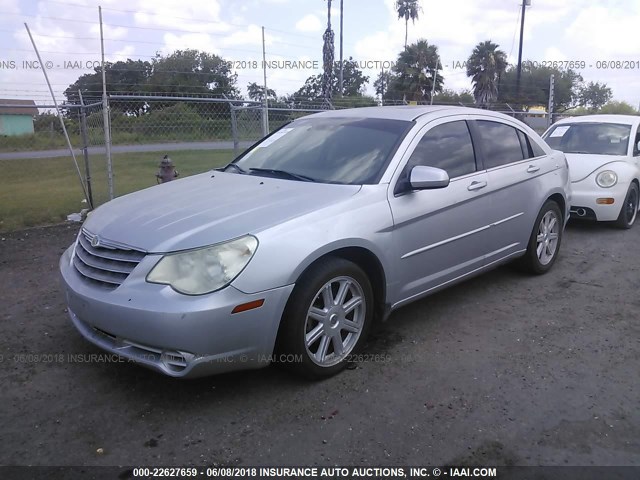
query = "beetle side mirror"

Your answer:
(409, 166), (450, 190)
